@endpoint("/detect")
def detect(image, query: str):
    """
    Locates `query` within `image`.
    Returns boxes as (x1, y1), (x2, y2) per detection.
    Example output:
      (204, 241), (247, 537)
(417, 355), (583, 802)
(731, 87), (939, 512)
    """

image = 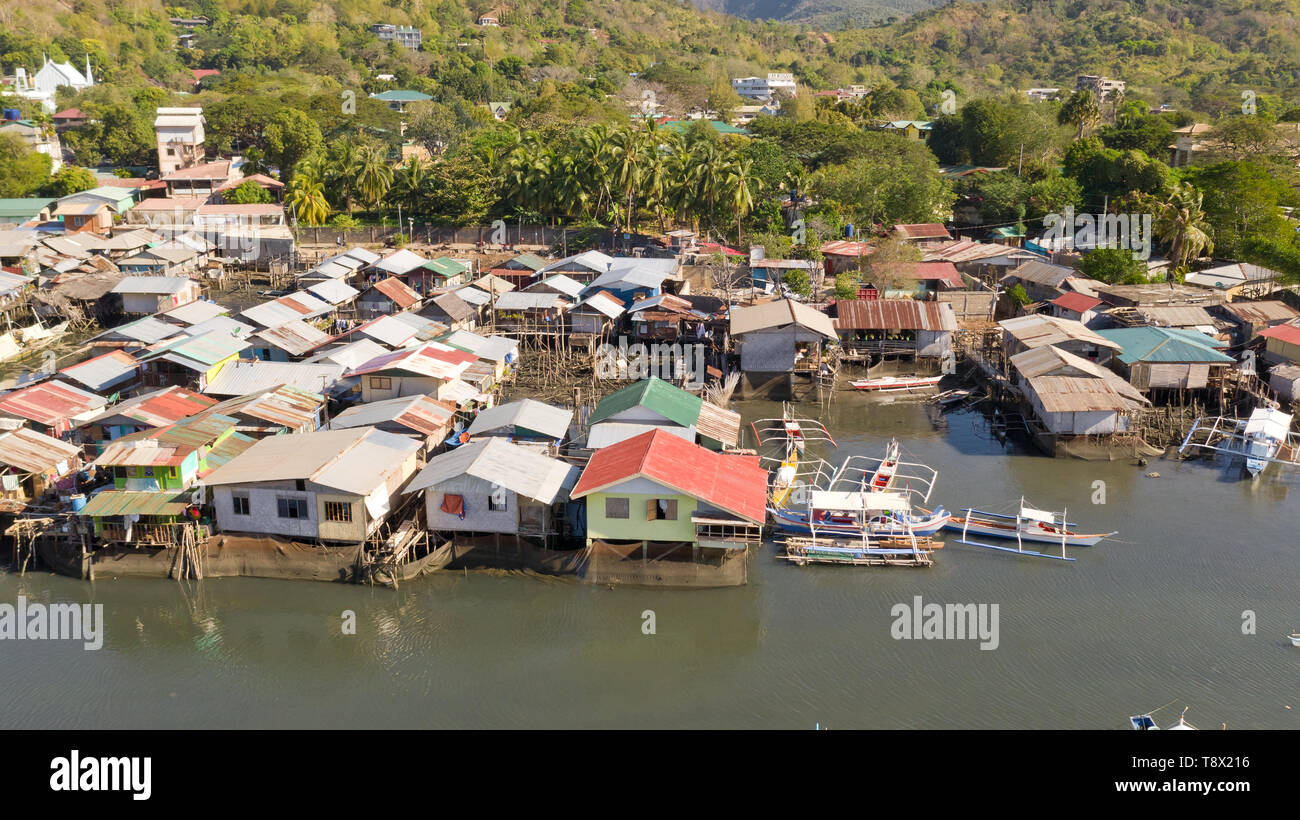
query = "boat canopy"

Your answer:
(810, 489), (911, 512)
(1243, 408), (1292, 440)
(1018, 505), (1057, 524)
